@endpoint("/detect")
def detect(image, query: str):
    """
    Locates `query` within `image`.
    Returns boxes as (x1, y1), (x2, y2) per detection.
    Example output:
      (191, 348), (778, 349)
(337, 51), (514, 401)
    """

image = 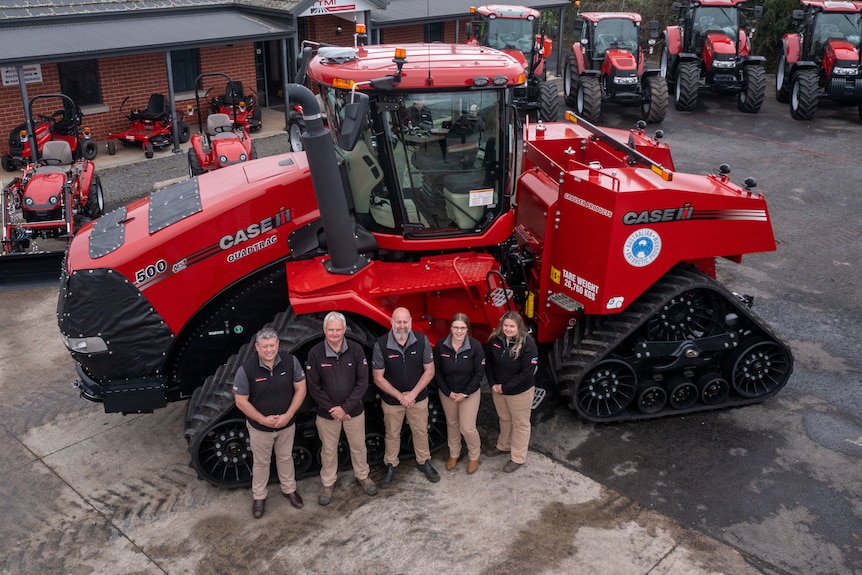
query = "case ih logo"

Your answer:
(623, 204), (694, 225)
